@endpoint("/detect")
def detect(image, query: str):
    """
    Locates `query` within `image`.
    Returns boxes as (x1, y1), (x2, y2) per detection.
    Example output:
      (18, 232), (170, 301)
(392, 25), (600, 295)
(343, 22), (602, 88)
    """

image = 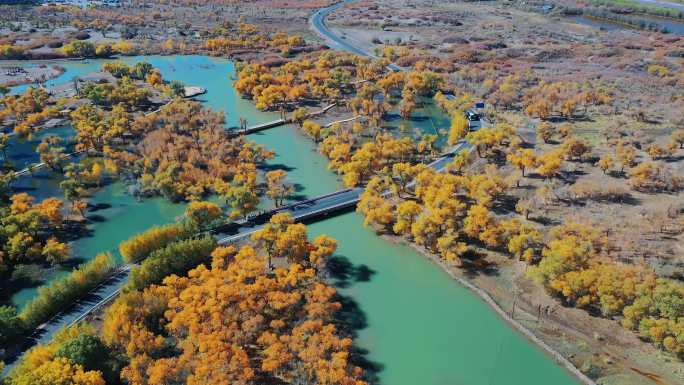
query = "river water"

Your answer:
(8, 55), (581, 385)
